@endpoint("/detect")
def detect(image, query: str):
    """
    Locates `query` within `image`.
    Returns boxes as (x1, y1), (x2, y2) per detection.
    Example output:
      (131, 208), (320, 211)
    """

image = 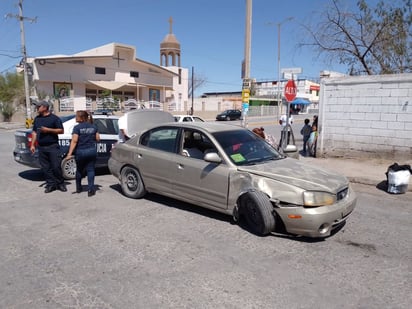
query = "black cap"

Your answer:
(34, 101), (50, 108)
